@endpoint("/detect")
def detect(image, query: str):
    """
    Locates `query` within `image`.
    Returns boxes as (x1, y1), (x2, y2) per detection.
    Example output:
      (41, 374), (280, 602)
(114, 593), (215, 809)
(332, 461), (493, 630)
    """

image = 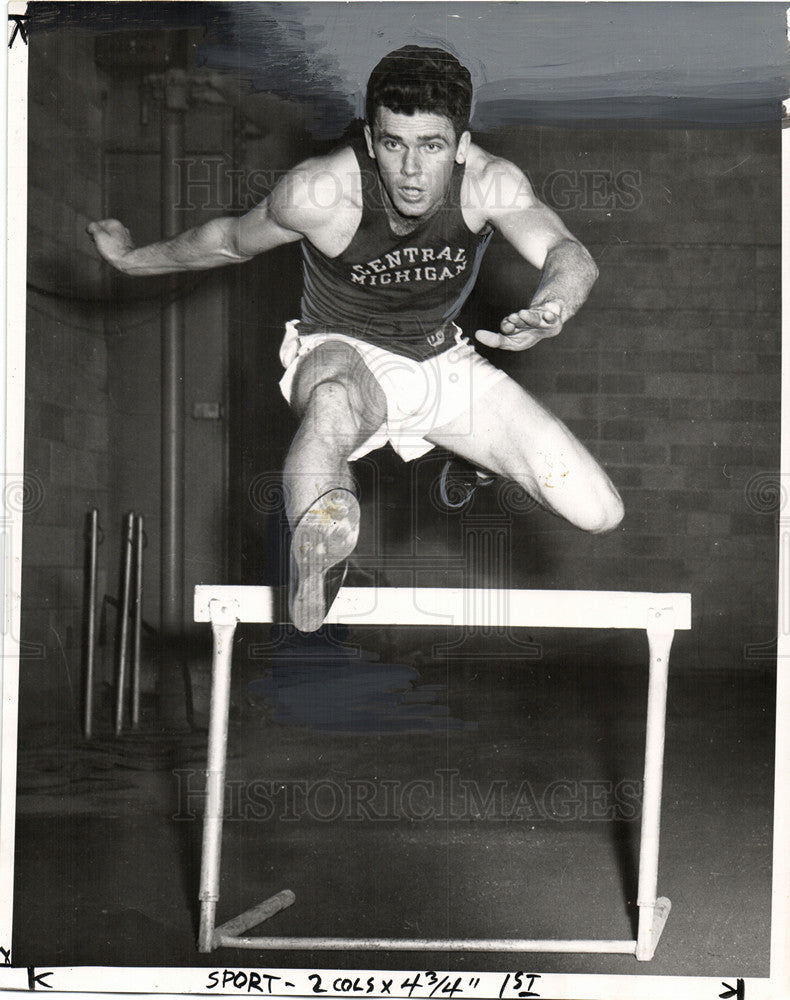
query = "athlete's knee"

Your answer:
(299, 380), (383, 461)
(300, 379), (355, 442)
(534, 469), (623, 534)
(292, 353), (385, 426)
(293, 365), (345, 413)
(308, 377), (350, 406)
(584, 485), (624, 534)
